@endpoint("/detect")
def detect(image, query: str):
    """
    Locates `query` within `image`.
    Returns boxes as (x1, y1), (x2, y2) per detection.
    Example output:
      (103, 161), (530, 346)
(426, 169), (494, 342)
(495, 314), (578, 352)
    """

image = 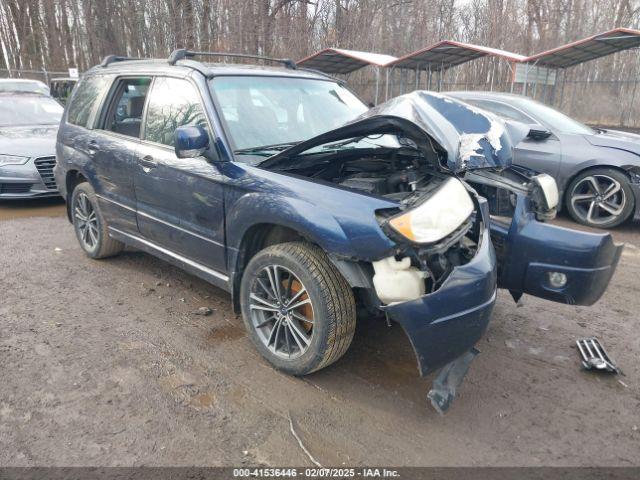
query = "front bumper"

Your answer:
(383, 200), (497, 376)
(0, 158), (59, 199)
